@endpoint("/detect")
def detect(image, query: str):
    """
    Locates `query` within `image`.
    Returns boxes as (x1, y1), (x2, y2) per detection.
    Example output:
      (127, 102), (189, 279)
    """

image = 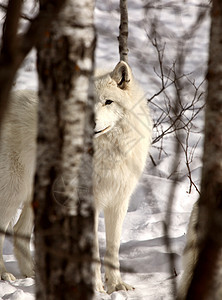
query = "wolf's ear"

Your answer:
(111, 61), (131, 89)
